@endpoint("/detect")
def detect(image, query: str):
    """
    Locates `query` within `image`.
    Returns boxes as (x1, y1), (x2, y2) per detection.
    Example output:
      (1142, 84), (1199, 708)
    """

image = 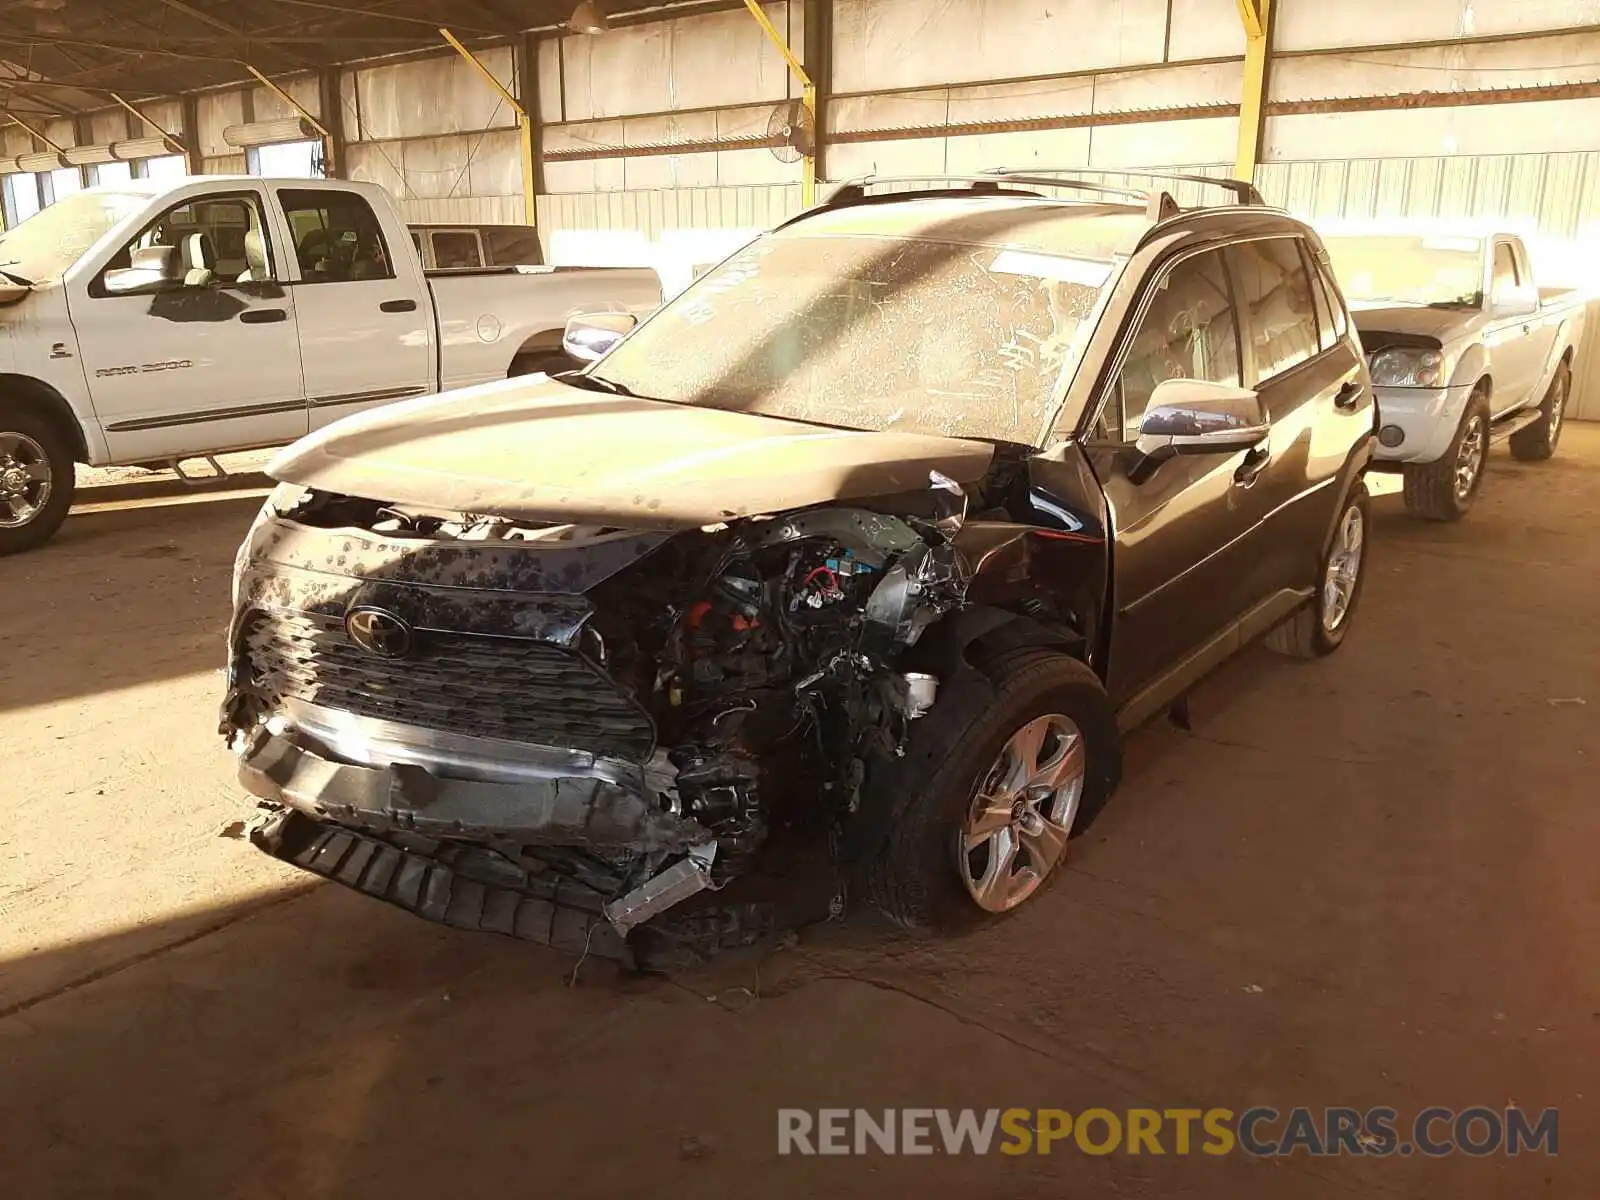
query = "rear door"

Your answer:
(274, 187), (434, 431)
(70, 185), (307, 464)
(1225, 236), (1368, 602)
(1080, 245), (1265, 704)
